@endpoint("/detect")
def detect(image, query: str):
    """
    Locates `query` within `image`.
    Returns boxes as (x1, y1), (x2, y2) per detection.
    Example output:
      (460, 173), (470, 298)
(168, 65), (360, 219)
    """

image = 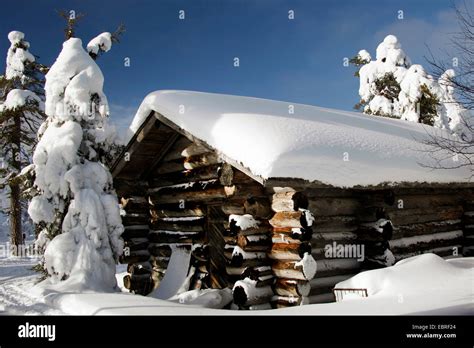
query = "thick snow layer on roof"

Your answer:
(128, 90), (471, 187)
